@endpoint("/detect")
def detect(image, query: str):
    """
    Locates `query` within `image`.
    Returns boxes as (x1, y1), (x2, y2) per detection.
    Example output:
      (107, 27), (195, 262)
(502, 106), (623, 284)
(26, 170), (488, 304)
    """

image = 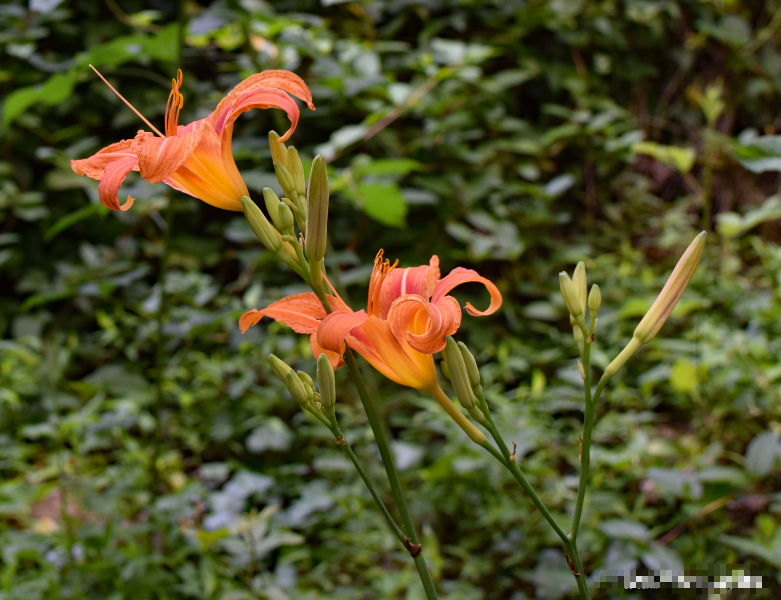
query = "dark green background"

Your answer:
(1, 0), (780, 598)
